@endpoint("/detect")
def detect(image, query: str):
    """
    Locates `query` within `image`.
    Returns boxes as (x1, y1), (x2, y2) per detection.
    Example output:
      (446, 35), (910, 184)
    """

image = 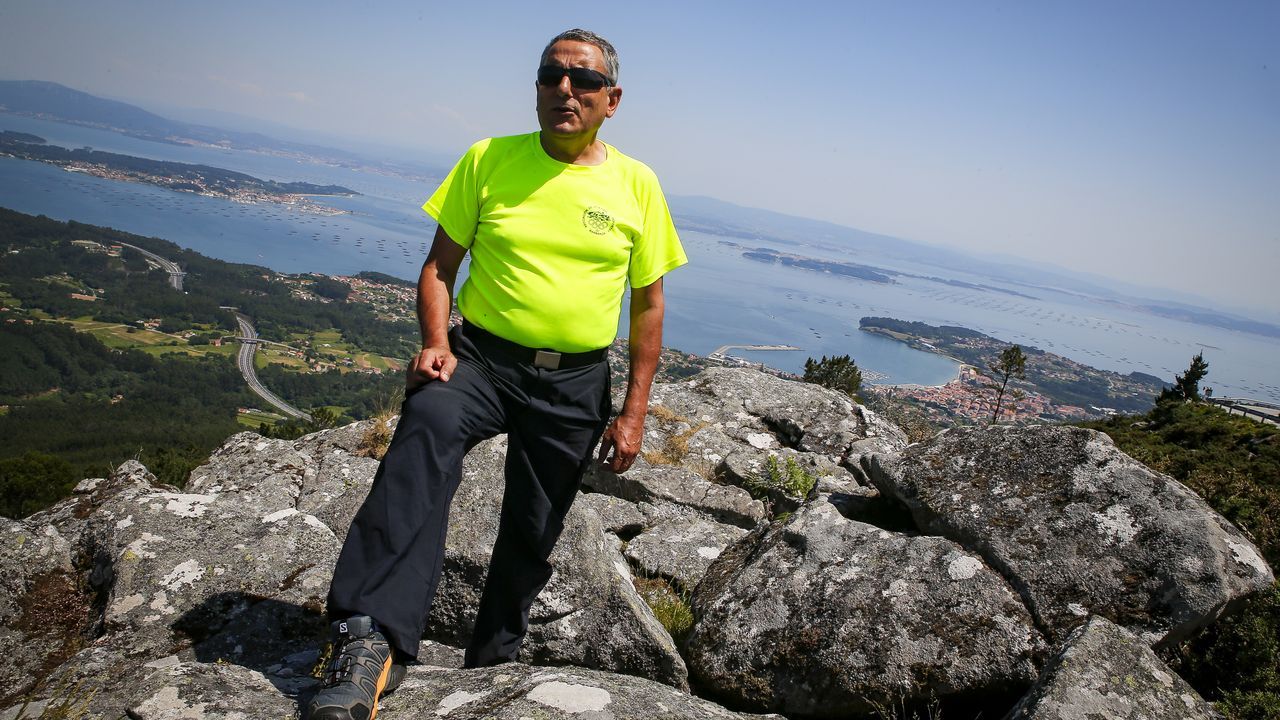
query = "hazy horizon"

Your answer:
(1, 1), (1276, 315)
